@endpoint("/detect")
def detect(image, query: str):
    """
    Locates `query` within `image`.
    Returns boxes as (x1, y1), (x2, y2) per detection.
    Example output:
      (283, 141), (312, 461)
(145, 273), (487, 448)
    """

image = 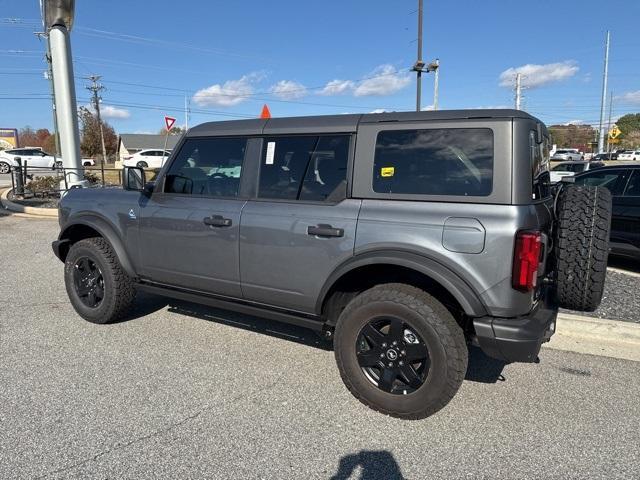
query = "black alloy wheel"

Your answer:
(356, 317), (430, 395)
(72, 256), (105, 308)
